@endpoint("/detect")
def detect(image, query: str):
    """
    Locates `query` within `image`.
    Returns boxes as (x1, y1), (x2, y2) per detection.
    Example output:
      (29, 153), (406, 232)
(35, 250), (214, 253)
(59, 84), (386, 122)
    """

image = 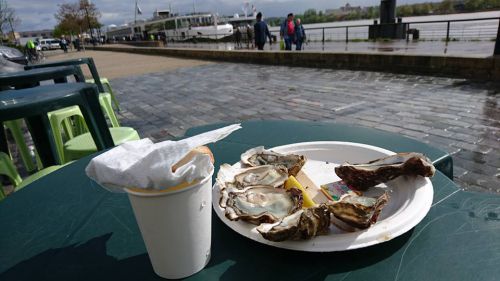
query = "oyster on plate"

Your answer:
(217, 164), (289, 191)
(335, 152), (436, 190)
(328, 193), (389, 230)
(241, 146), (306, 177)
(256, 204), (331, 242)
(221, 186), (303, 225)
